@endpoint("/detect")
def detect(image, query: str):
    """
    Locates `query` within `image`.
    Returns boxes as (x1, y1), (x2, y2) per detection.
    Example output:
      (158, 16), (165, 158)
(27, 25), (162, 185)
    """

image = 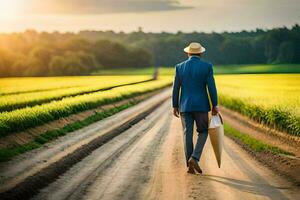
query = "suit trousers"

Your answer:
(180, 112), (208, 166)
